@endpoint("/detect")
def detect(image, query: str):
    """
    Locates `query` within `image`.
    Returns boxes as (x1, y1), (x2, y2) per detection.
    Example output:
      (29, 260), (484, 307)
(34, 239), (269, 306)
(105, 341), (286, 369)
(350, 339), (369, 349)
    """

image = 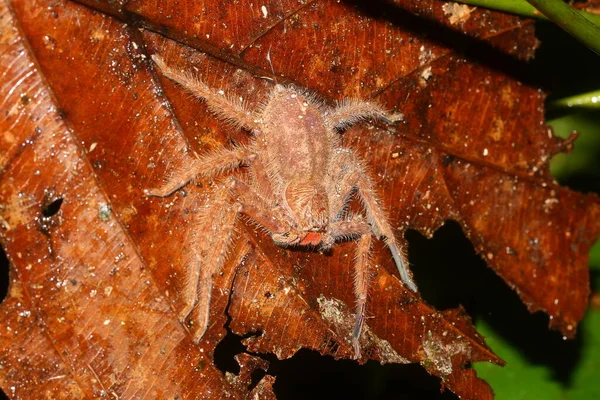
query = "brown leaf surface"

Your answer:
(1, 0), (599, 399)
